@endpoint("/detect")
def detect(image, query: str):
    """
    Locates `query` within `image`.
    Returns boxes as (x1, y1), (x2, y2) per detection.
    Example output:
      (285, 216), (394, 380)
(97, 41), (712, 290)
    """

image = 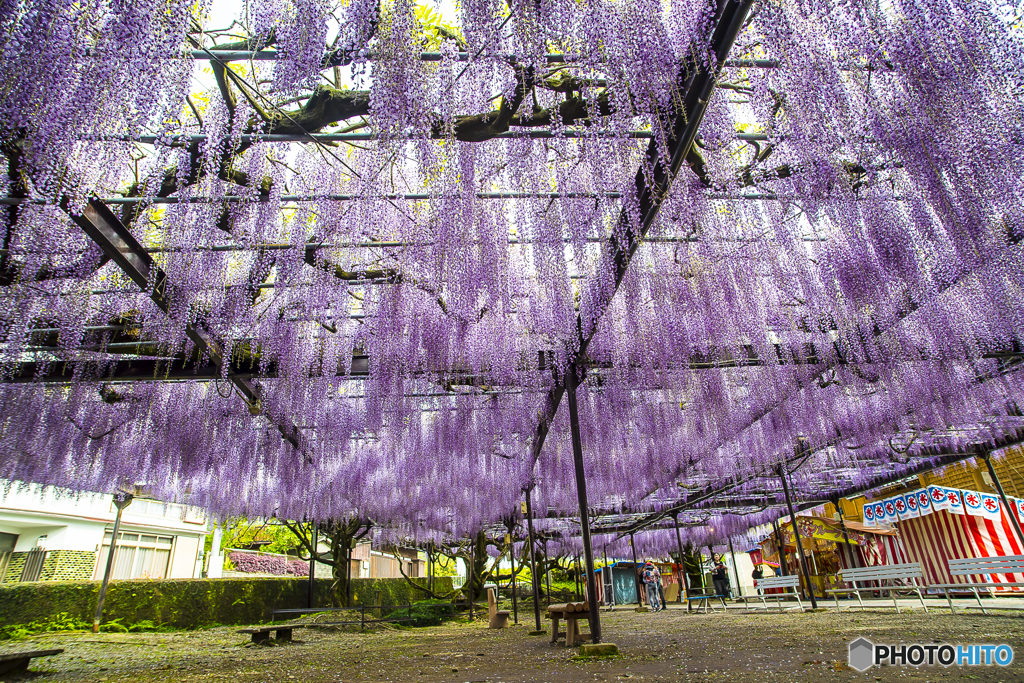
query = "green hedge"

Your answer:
(0, 576), (454, 630)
